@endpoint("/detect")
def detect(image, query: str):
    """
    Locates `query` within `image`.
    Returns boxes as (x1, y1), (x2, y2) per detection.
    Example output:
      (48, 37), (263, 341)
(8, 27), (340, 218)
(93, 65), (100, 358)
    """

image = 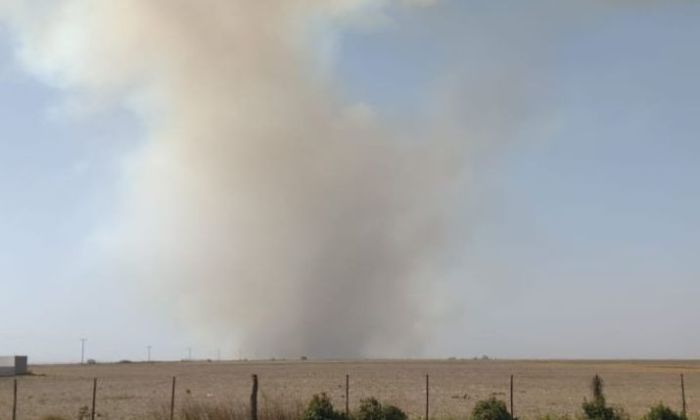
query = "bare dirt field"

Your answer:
(0, 359), (698, 419)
